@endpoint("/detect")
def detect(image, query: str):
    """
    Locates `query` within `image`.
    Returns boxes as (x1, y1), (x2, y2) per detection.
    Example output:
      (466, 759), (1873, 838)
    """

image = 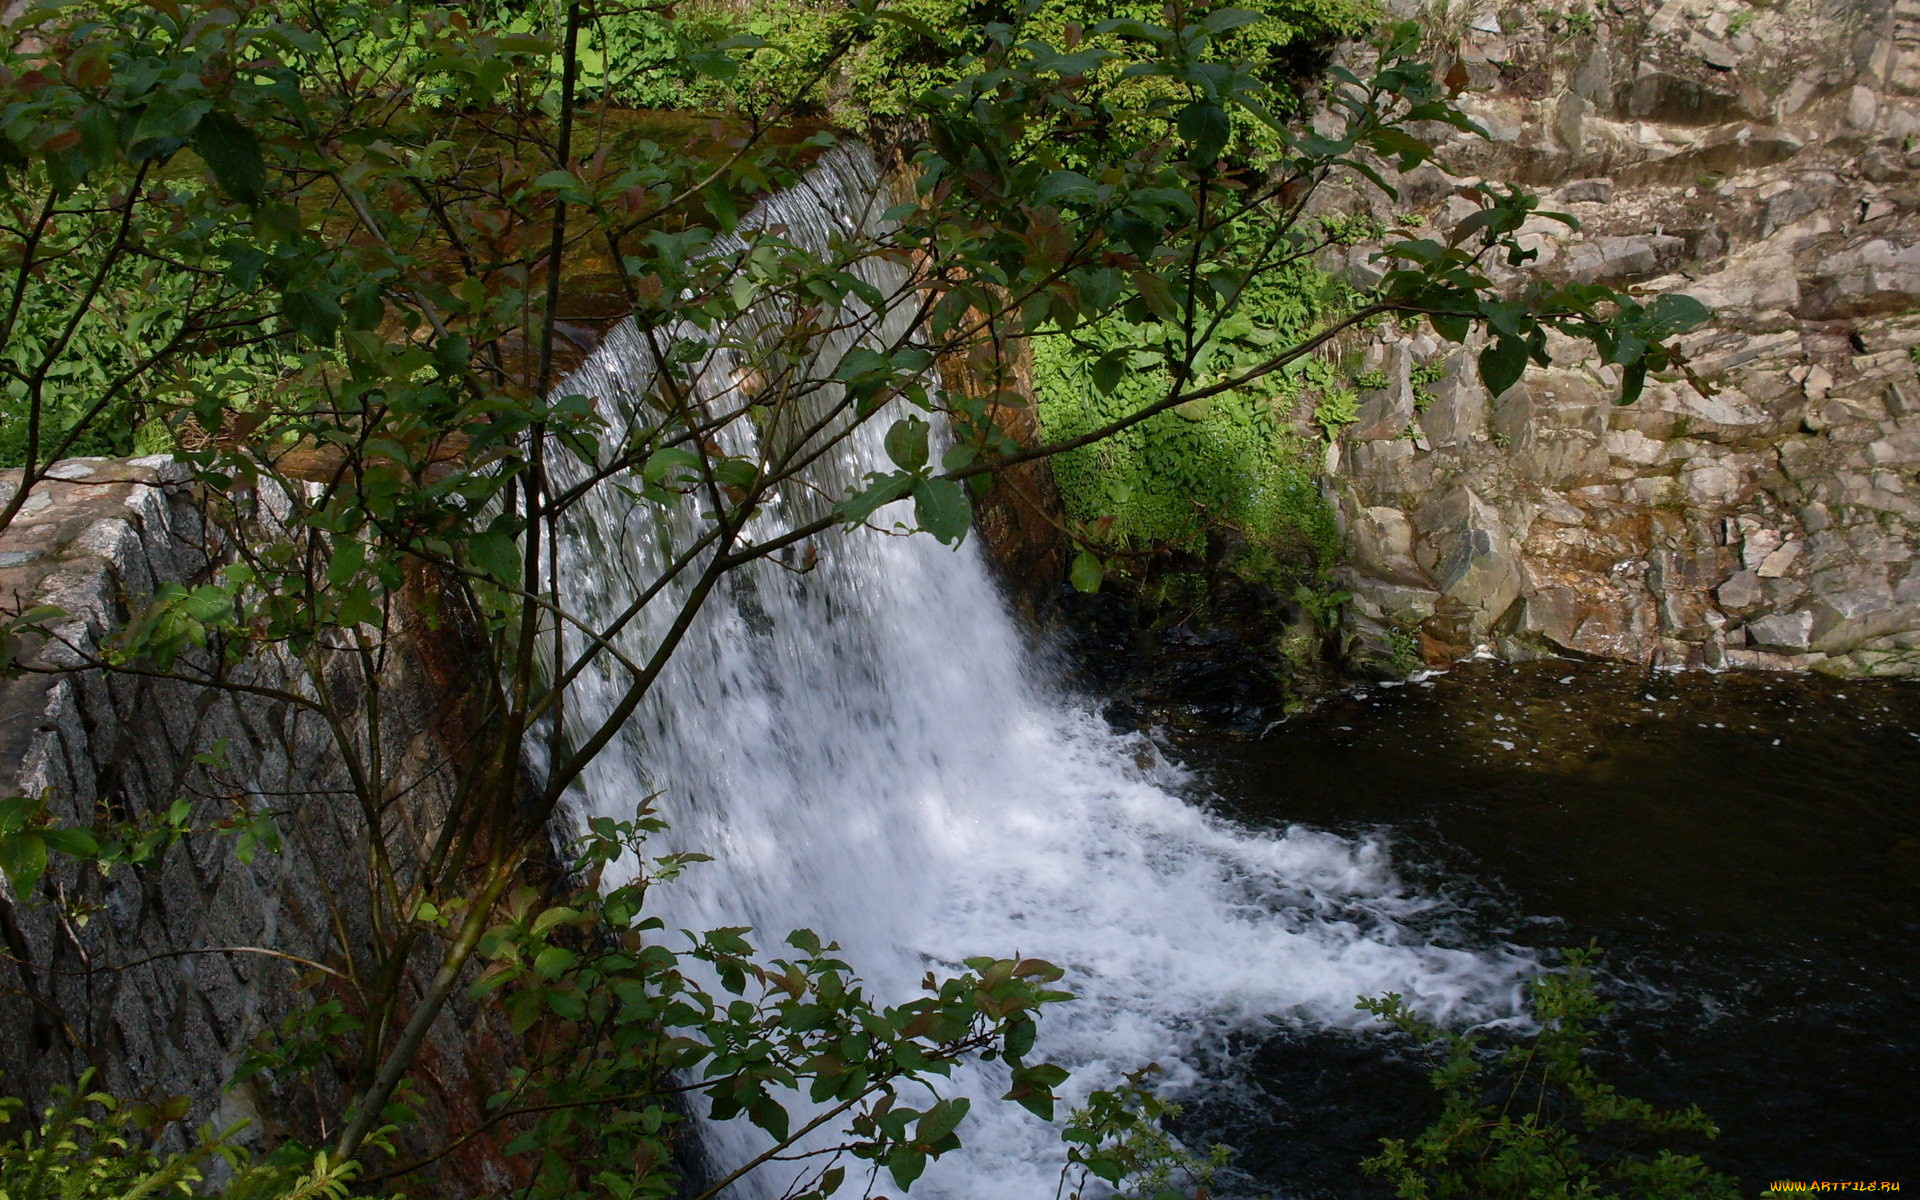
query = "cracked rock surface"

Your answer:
(1322, 0), (1920, 676)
